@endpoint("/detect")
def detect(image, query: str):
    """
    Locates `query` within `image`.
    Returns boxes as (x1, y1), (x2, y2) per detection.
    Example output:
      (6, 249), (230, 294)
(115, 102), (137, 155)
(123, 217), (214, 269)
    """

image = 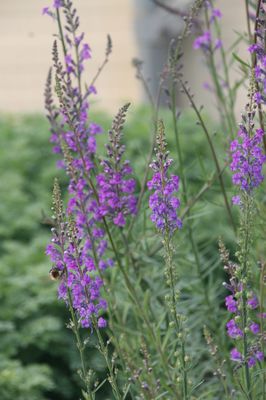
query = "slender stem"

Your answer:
(180, 80), (236, 234)
(171, 85), (211, 309)
(56, 8), (67, 57)
(93, 320), (122, 400)
(127, 82), (162, 239)
(260, 262), (265, 400)
(240, 196), (252, 400)
(251, 0), (266, 151)
(164, 231), (188, 399)
(245, 0), (252, 43)
(211, 14), (237, 130)
(67, 291), (93, 398)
